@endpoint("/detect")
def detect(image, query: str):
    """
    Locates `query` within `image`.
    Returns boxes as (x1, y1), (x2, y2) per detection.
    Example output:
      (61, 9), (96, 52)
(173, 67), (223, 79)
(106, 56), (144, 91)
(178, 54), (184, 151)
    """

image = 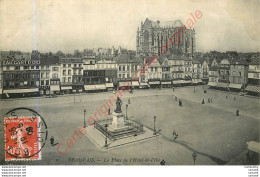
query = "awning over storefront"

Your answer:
(61, 86), (72, 90)
(182, 80), (192, 84)
(245, 85), (260, 93)
(119, 82), (132, 86)
(208, 82), (217, 86)
(132, 81), (140, 86)
(105, 83), (114, 88)
(172, 80), (183, 84)
(148, 81), (160, 85)
(84, 85), (96, 91)
(161, 81), (172, 85)
(192, 79), (203, 84)
(50, 85), (60, 91)
(228, 83), (242, 89)
(95, 84), (106, 90)
(140, 82), (149, 86)
(3, 88), (39, 94)
(215, 82), (229, 88)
